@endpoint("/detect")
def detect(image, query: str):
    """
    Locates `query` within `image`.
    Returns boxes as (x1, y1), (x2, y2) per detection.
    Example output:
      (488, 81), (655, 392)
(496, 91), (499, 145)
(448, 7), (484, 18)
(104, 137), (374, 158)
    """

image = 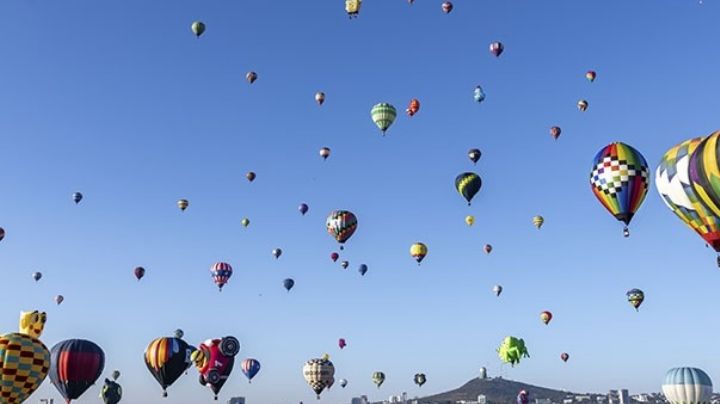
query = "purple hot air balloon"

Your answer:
(134, 266), (146, 281)
(299, 203), (309, 215)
